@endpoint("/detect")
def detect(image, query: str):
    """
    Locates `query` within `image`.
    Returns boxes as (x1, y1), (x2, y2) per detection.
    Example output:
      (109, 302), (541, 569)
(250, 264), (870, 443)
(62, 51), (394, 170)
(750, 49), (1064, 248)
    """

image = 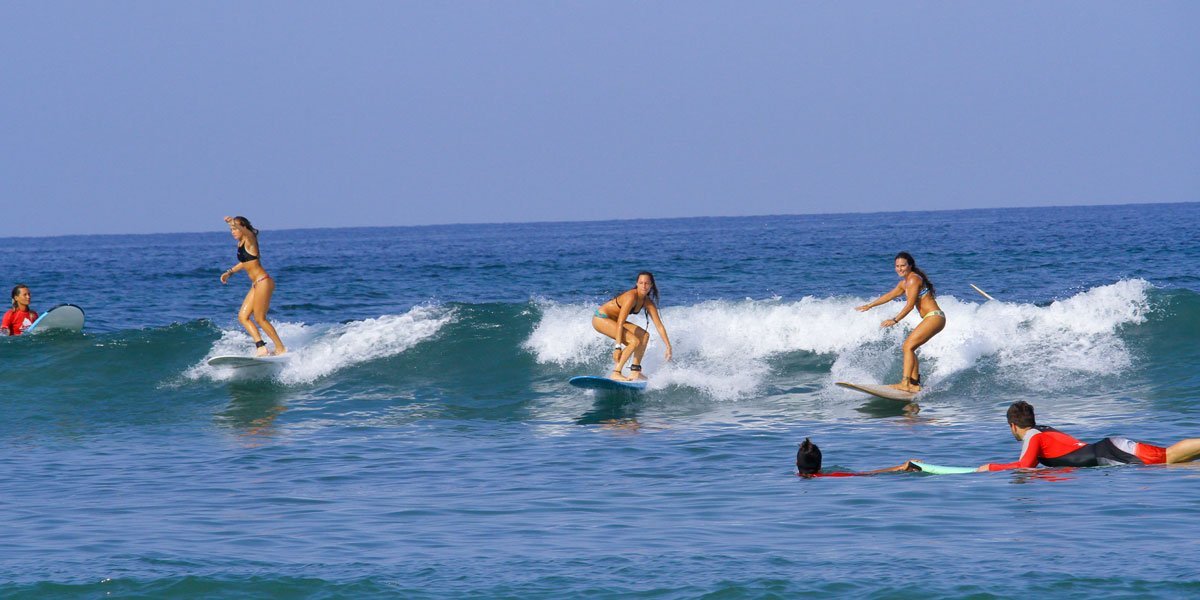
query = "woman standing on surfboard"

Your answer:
(592, 272), (673, 381)
(856, 252), (945, 393)
(219, 216), (286, 356)
(2, 284), (36, 336)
